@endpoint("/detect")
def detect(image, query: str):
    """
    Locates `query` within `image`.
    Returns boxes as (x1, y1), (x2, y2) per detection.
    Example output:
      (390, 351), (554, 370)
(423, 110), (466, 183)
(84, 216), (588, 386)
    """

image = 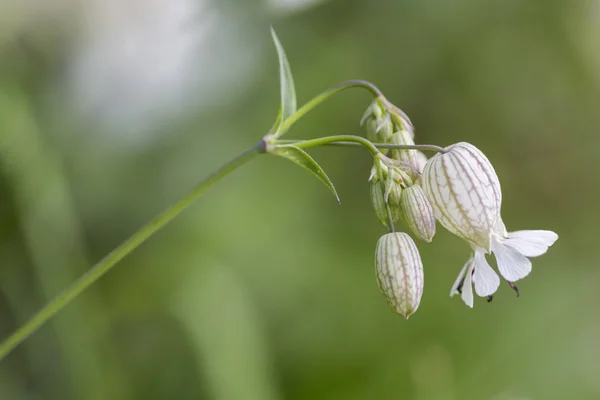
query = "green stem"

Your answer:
(386, 204), (395, 233)
(0, 143), (262, 361)
(285, 135), (381, 155)
(278, 137), (446, 154)
(274, 80), (382, 138)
